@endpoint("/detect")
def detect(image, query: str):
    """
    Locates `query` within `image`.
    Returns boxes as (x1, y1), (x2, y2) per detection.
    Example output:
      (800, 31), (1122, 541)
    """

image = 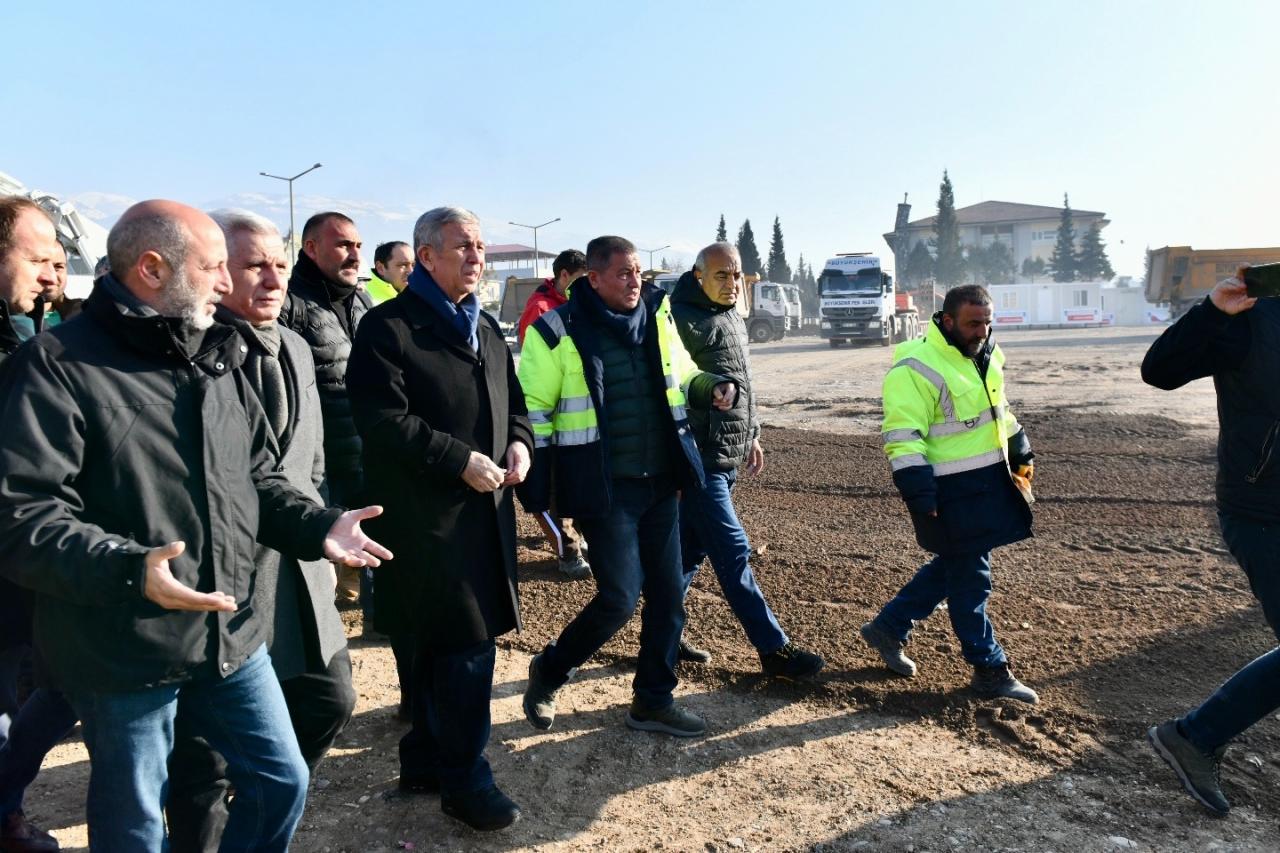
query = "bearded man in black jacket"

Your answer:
(0, 200), (391, 852)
